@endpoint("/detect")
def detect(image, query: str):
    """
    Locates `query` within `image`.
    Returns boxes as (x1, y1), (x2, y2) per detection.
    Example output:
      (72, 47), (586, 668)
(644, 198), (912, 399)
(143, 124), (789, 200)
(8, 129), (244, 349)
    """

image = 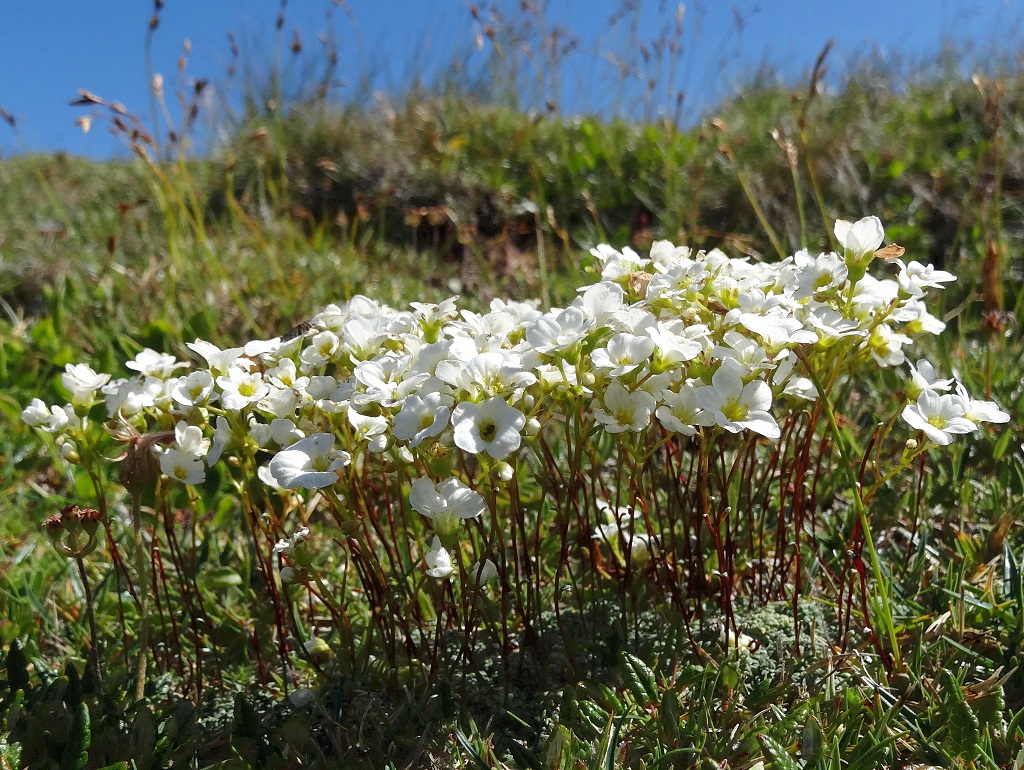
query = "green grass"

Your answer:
(2, 37), (1024, 770)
